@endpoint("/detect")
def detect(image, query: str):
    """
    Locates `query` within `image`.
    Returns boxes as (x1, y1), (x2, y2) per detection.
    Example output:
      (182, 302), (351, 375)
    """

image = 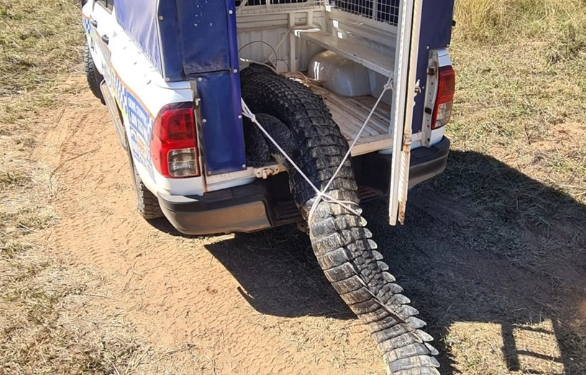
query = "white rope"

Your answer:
(236, 0), (249, 14)
(241, 76), (394, 227)
(241, 100), (361, 219)
(307, 77), (394, 224)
